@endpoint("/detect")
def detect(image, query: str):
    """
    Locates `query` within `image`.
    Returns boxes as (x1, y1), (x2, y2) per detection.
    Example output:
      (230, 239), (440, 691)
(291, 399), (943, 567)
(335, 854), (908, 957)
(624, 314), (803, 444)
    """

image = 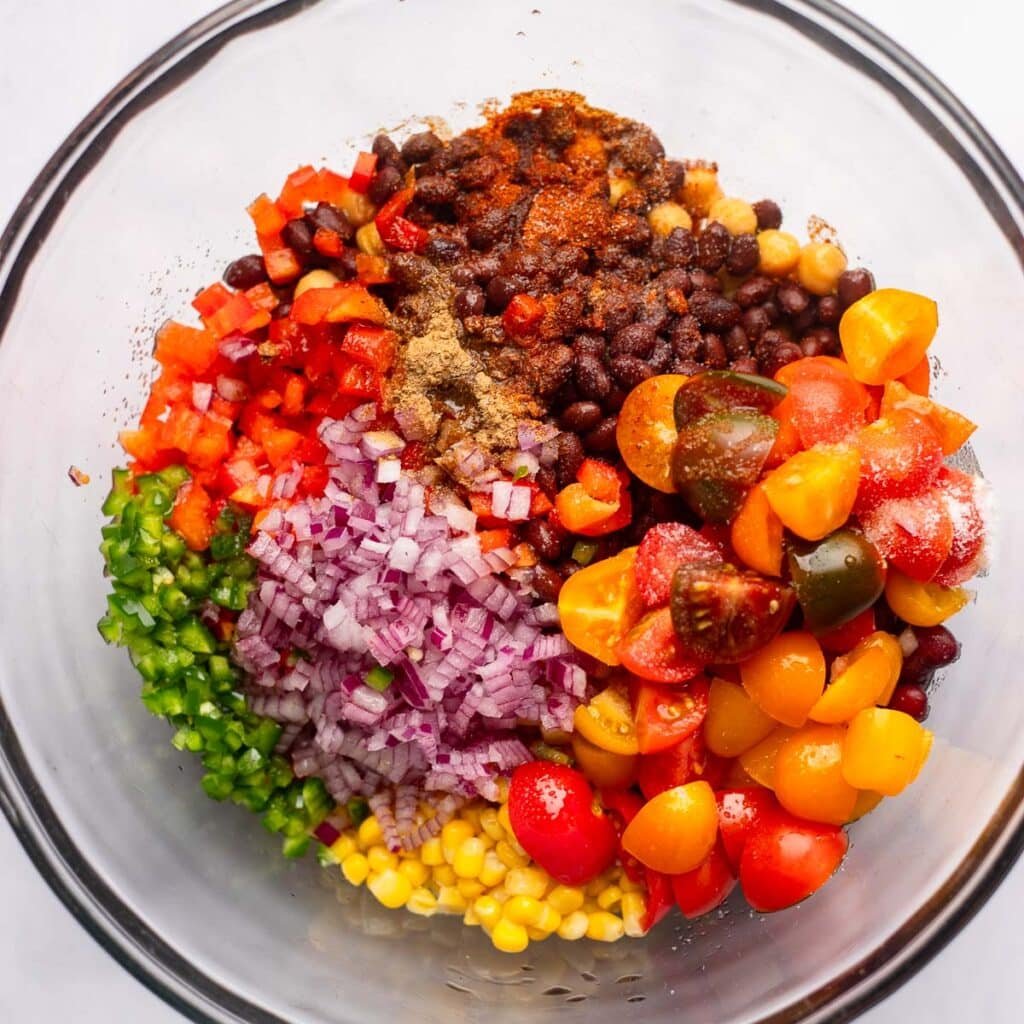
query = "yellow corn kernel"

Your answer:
(463, 905), (480, 927)
(682, 165), (723, 218)
(491, 918), (530, 954)
(457, 879), (486, 901)
(420, 837), (444, 866)
(398, 859), (430, 888)
(527, 927), (549, 941)
(441, 820), (476, 863)
(367, 845), (399, 874)
(293, 268), (340, 299)
(619, 875), (643, 894)
(708, 196), (758, 236)
(648, 201), (692, 238)
(597, 885), (623, 912)
(534, 904), (562, 934)
(495, 778), (510, 803)
(505, 866), (549, 899)
(609, 175), (636, 207)
(504, 895), (544, 926)
(547, 885), (585, 916)
(496, 840), (529, 869)
(497, 803), (514, 835)
(355, 221), (385, 256)
(479, 851), (508, 889)
(757, 229), (801, 277)
(474, 895), (504, 930)
(436, 886), (469, 915)
(357, 816), (383, 850)
(433, 864), (457, 887)
(329, 834), (357, 862)
(586, 872), (614, 896)
(586, 911), (626, 943)
(480, 808), (505, 842)
(582, 900), (601, 915)
(461, 805), (482, 831)
(367, 868), (413, 910)
(341, 852), (369, 886)
(558, 910), (590, 941)
(453, 837), (487, 879)
(406, 887), (438, 917)
(621, 892), (647, 938)
(491, 889), (510, 905)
